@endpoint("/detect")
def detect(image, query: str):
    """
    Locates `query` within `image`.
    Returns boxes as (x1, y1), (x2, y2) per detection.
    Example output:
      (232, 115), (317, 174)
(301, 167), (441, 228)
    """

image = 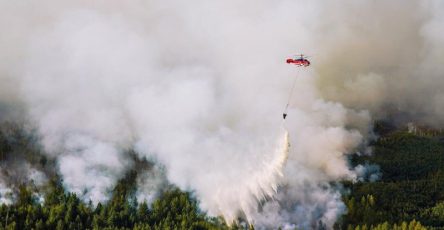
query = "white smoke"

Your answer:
(136, 163), (167, 205)
(0, 162), (47, 205)
(0, 175), (14, 205)
(354, 163), (381, 183)
(0, 0), (443, 228)
(57, 135), (131, 203)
